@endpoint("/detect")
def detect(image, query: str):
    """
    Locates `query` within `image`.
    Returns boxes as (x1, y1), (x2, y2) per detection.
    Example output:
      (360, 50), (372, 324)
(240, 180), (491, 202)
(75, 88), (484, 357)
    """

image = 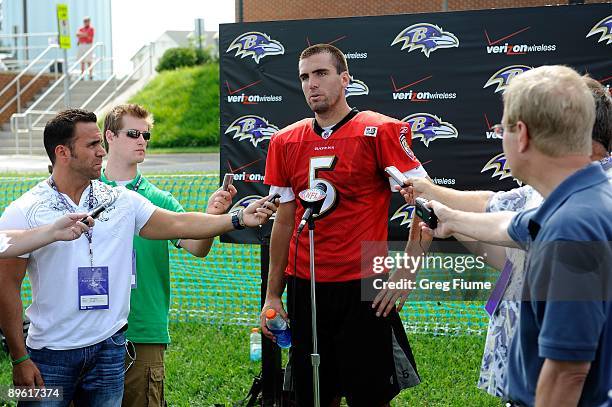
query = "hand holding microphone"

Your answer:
(80, 204), (106, 226)
(418, 200), (458, 239)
